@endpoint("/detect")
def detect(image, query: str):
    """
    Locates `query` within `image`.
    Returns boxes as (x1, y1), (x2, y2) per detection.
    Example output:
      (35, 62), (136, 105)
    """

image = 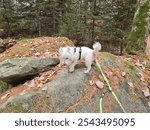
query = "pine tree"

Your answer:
(0, 0), (17, 36)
